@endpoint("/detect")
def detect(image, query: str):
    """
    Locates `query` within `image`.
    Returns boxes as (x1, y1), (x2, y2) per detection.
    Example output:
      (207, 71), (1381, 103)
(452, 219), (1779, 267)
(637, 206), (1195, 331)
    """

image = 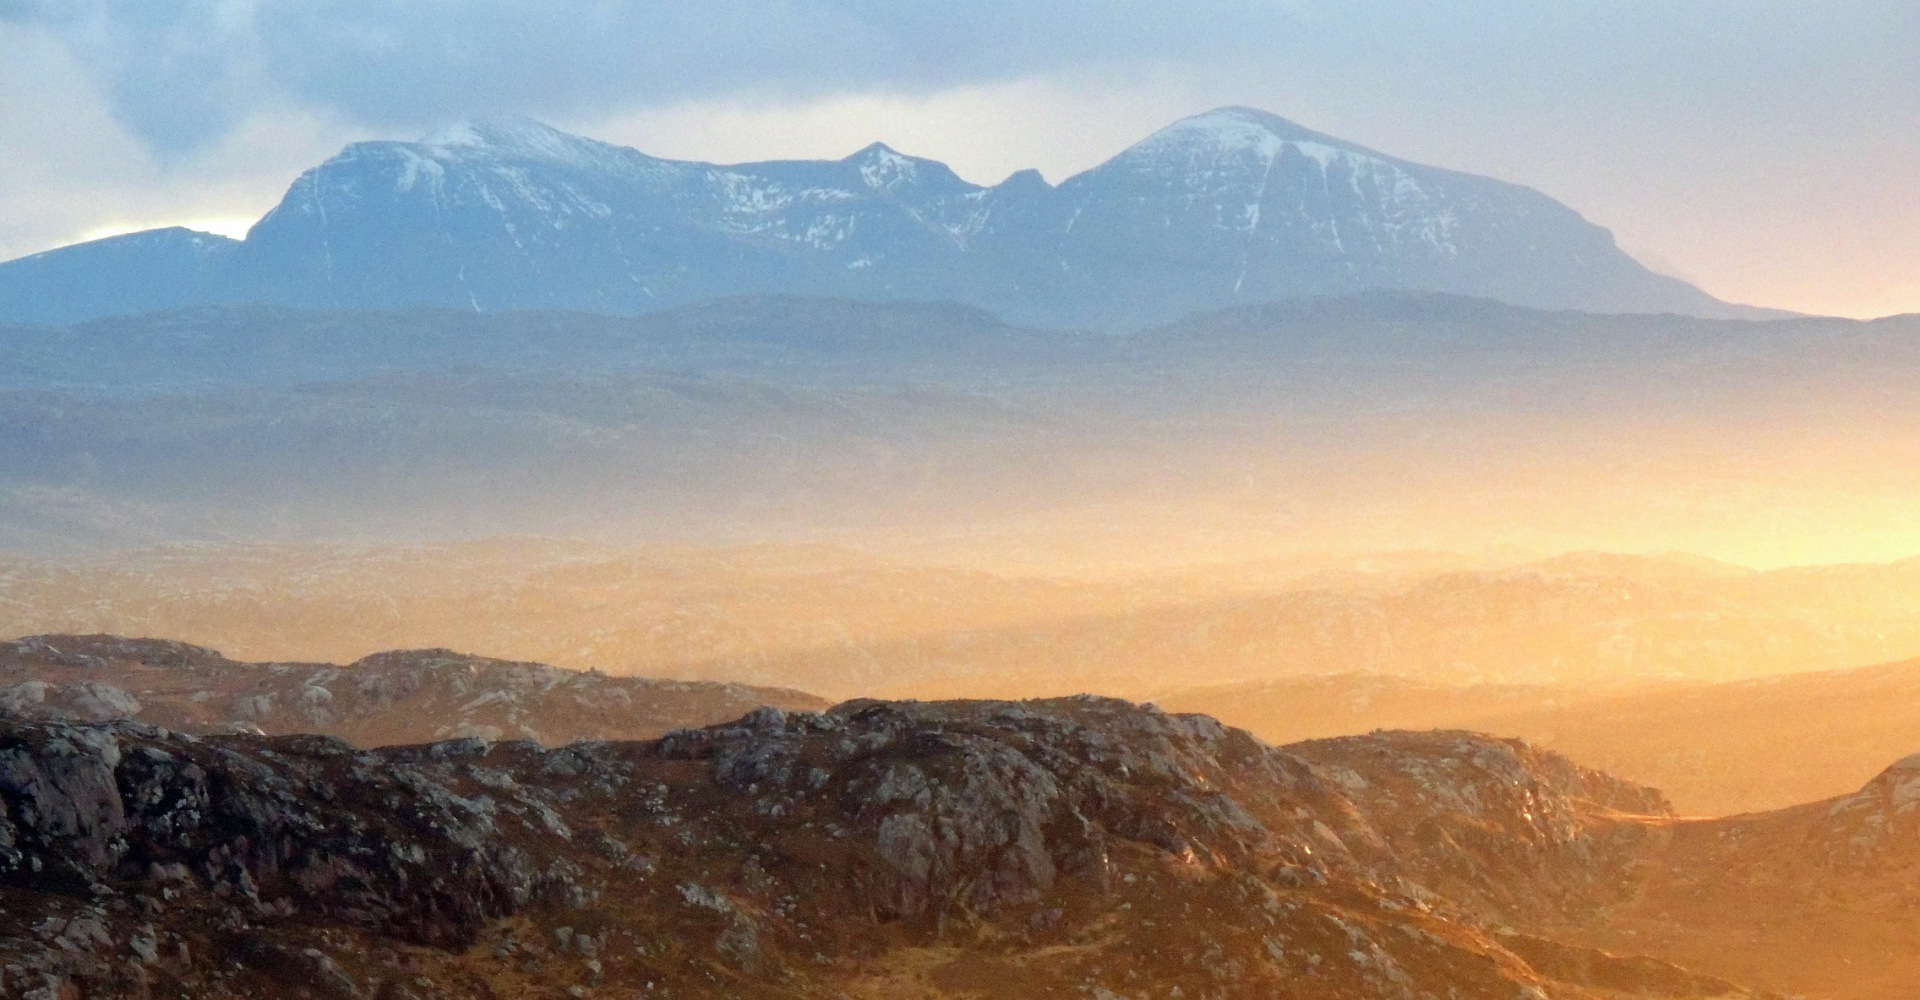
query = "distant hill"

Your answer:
(13, 542), (1920, 716)
(0, 108), (1759, 326)
(0, 632), (826, 746)
(1158, 649), (1920, 817)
